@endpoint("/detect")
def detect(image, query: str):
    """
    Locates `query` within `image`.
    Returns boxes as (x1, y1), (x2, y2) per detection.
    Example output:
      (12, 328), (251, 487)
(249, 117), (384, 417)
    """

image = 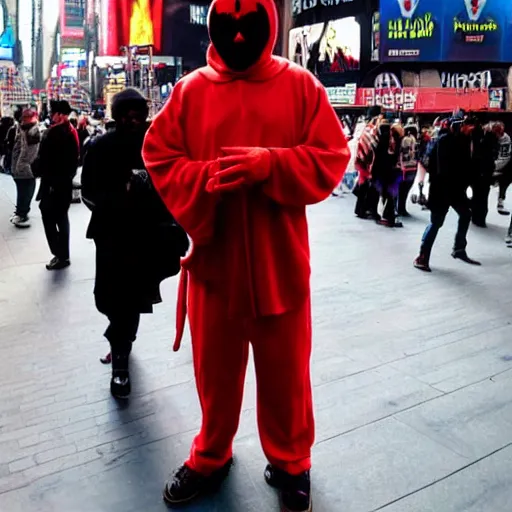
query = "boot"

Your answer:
(497, 199), (510, 216)
(413, 253), (431, 272)
(264, 465), (312, 512)
(452, 250), (481, 266)
(472, 218), (487, 228)
(110, 344), (132, 399)
(163, 459), (233, 506)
